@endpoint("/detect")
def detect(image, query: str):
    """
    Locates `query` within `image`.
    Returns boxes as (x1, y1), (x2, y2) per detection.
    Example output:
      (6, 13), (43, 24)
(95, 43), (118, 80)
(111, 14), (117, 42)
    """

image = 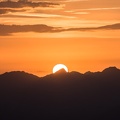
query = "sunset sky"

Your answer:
(0, 0), (120, 76)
